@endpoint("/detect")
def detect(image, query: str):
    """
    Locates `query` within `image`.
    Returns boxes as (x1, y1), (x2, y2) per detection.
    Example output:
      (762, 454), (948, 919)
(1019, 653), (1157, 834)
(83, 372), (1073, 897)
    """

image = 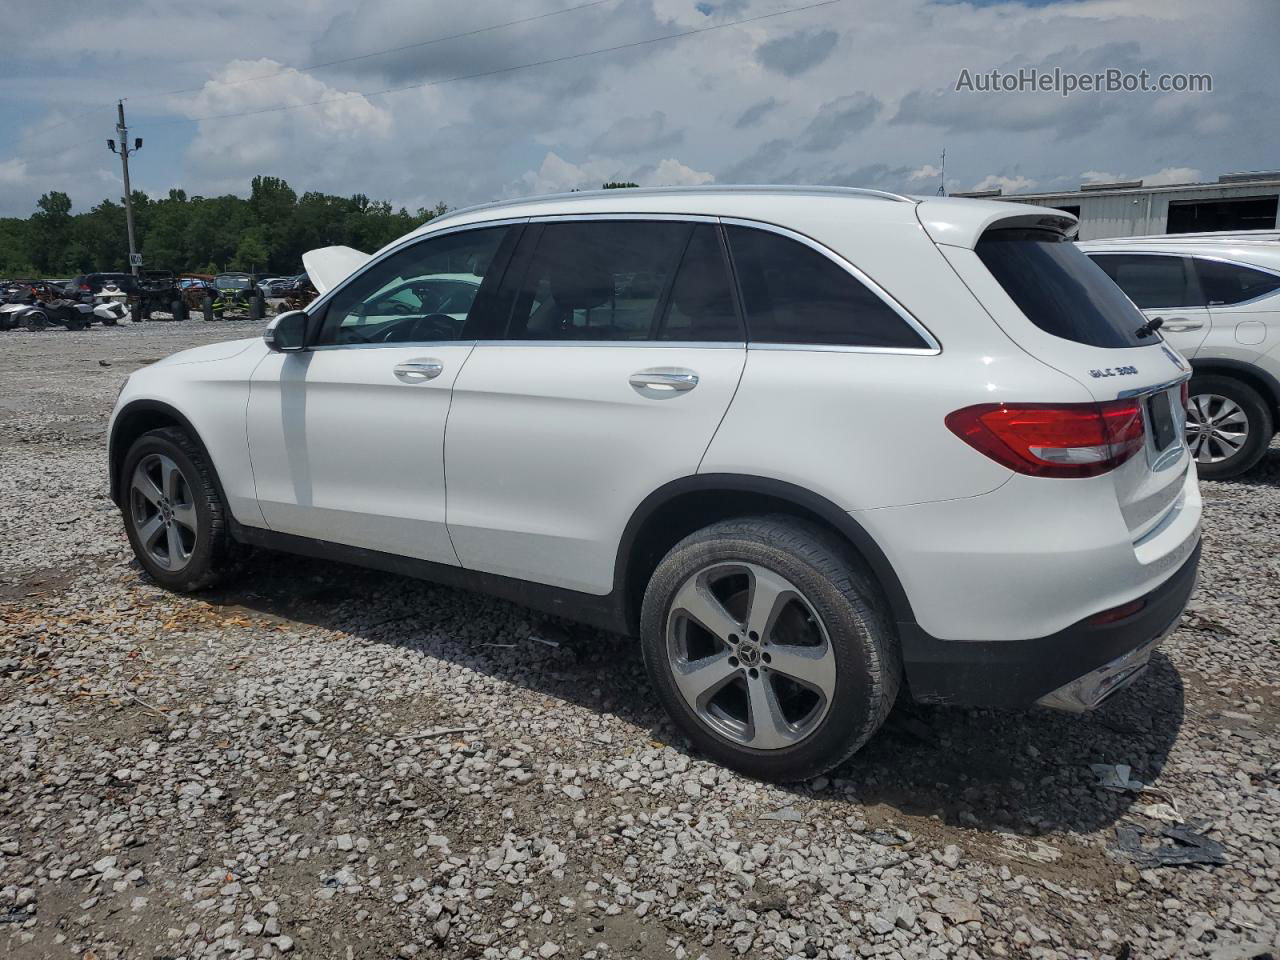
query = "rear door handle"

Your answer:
(629, 368), (699, 392)
(1159, 317), (1203, 332)
(393, 359), (444, 383)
